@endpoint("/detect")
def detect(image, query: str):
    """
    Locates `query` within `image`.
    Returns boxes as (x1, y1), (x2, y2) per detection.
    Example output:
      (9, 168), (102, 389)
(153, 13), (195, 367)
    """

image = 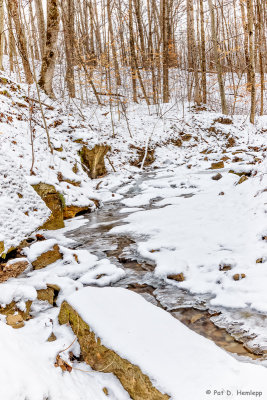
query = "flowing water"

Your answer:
(66, 169), (267, 364)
